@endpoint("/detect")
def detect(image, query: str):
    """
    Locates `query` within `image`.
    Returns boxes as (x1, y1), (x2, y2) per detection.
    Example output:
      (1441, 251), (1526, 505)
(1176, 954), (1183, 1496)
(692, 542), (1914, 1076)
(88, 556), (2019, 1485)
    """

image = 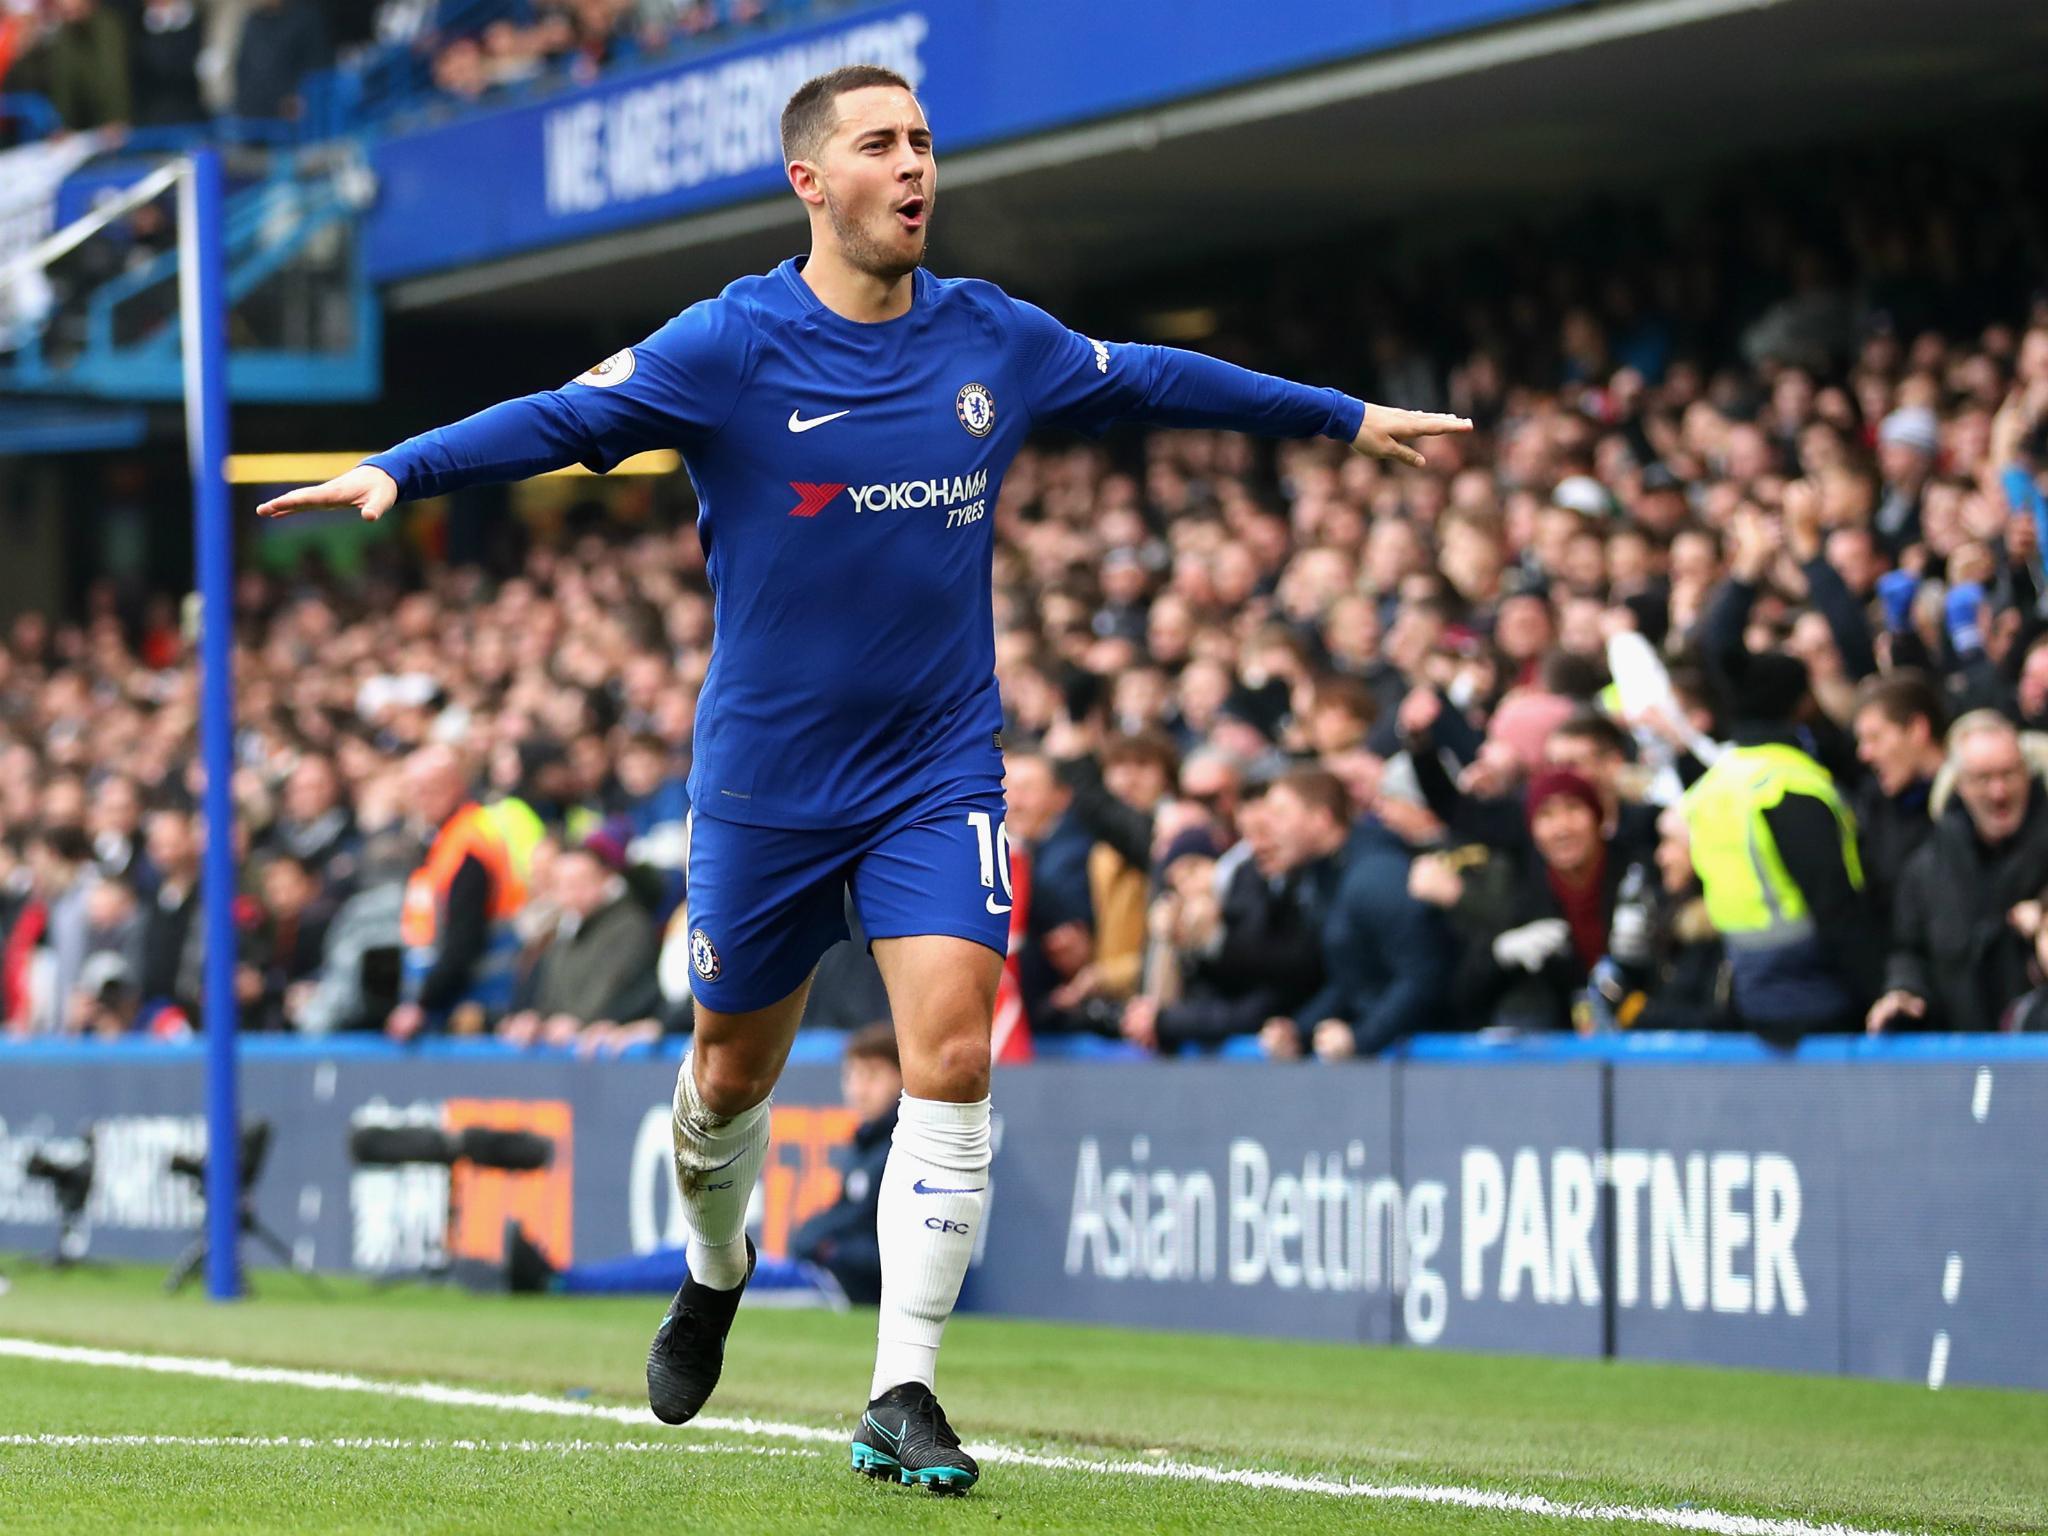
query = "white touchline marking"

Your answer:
(0, 1338), (1918, 1536)
(0, 1433), (814, 1458)
(0, 1338), (834, 1442)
